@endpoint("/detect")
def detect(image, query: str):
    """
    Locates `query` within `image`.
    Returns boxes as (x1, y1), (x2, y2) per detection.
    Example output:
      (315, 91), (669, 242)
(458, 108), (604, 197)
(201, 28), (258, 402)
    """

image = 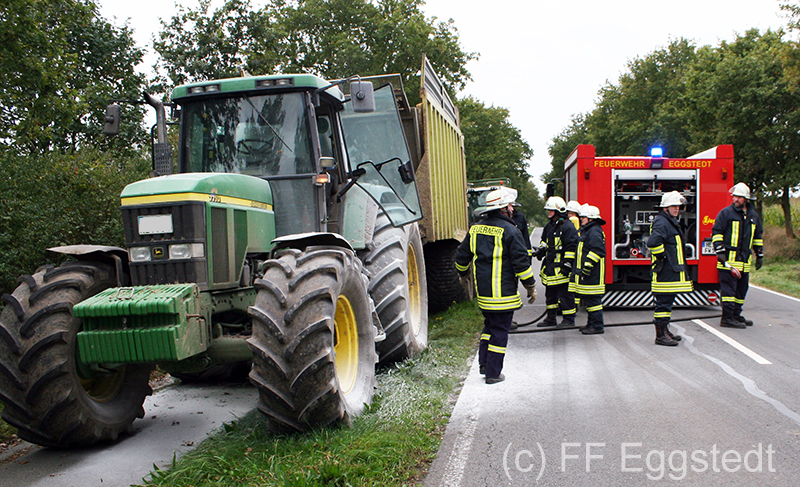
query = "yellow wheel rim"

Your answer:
(78, 366), (126, 403)
(334, 295), (358, 394)
(407, 244), (422, 335)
